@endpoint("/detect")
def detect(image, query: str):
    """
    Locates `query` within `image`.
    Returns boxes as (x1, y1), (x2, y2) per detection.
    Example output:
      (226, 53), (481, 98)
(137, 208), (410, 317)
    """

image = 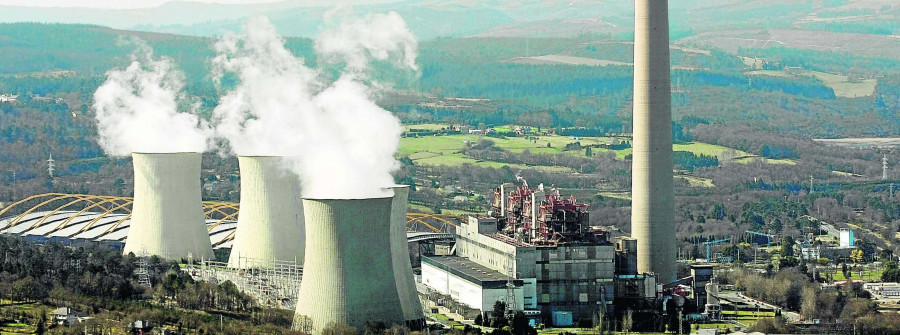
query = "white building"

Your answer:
(840, 228), (855, 247)
(422, 255), (524, 313)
